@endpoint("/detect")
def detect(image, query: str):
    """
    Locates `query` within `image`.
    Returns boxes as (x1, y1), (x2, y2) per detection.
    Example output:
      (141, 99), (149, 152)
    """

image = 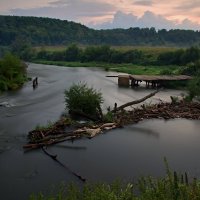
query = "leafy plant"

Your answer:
(0, 53), (27, 92)
(187, 74), (200, 100)
(103, 111), (114, 123)
(64, 83), (104, 120)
